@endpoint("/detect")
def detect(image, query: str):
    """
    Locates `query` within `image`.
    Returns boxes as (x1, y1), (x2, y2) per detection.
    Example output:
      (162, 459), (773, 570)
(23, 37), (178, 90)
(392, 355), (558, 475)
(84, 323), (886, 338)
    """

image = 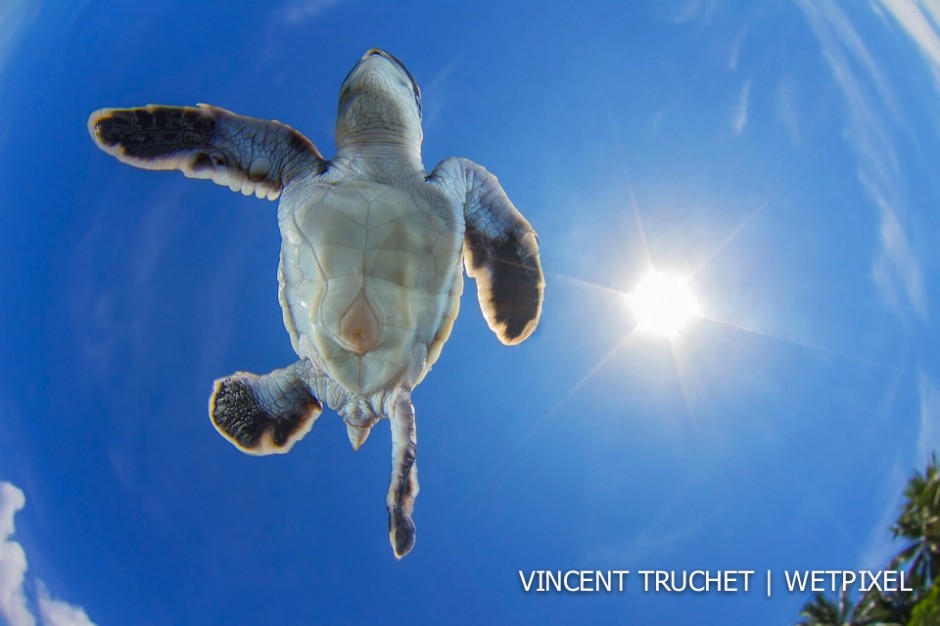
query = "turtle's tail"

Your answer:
(341, 400), (380, 451)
